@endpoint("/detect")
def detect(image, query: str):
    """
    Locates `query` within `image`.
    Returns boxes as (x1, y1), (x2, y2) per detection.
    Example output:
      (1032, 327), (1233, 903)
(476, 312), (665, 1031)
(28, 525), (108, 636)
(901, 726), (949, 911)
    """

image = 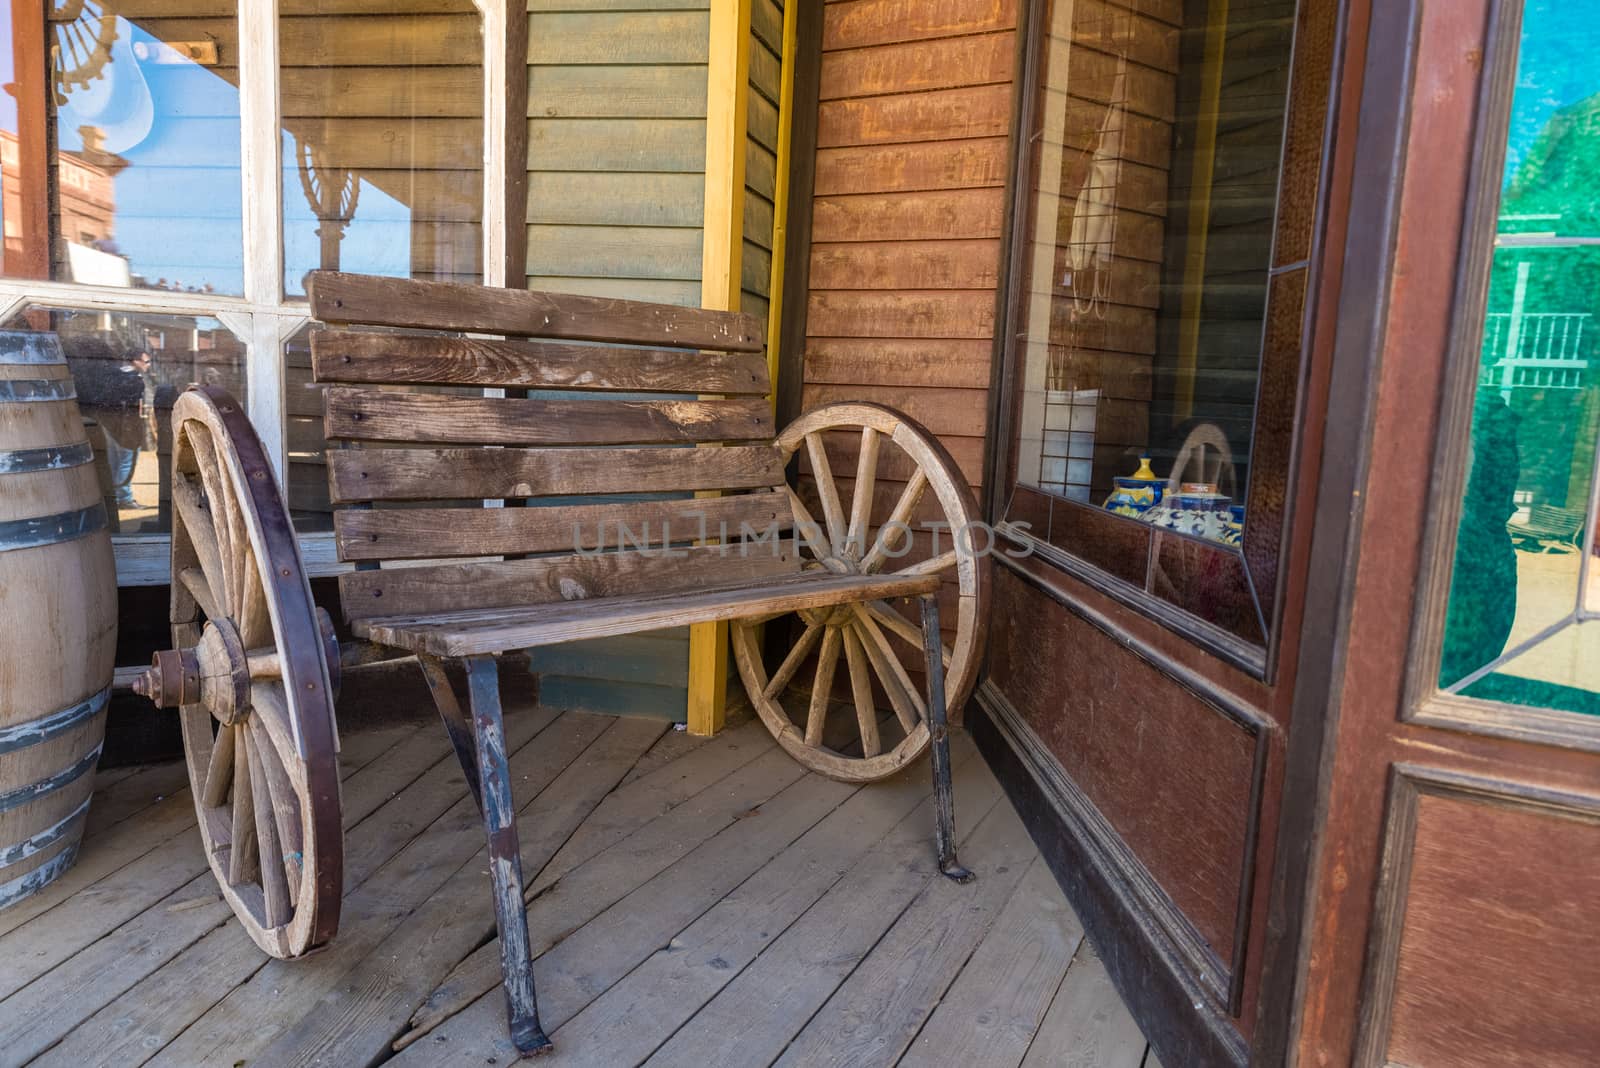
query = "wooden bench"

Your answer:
(135, 272), (988, 1057)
